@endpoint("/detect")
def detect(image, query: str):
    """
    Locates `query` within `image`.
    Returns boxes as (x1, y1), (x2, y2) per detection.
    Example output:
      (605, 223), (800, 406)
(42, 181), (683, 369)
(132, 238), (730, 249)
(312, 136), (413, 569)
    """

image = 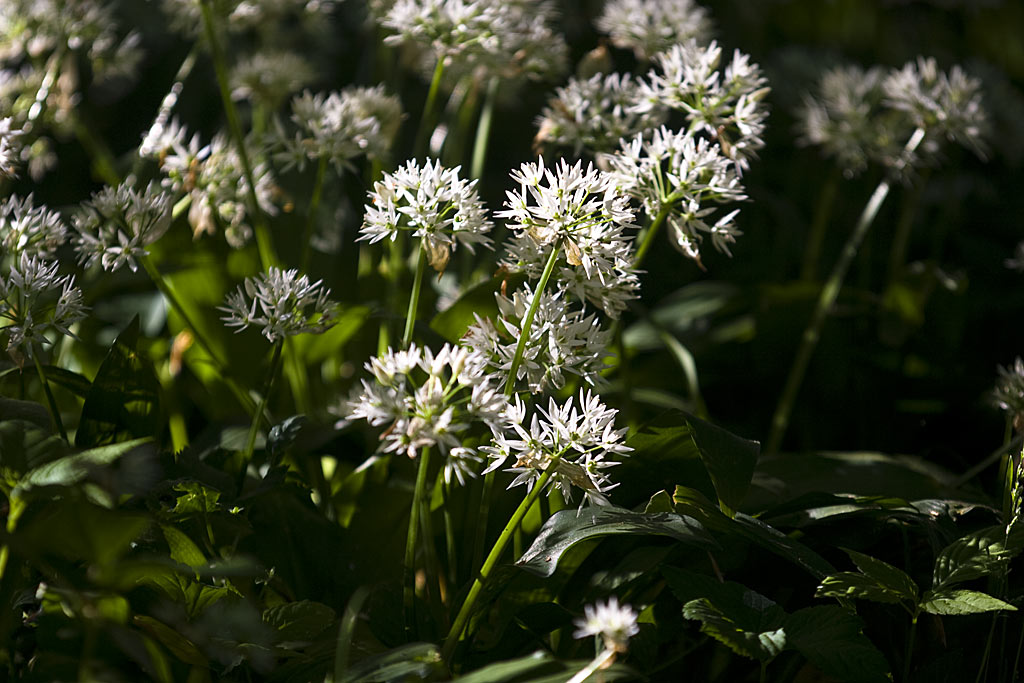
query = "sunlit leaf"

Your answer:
(682, 596), (787, 662)
(920, 588), (1017, 615)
